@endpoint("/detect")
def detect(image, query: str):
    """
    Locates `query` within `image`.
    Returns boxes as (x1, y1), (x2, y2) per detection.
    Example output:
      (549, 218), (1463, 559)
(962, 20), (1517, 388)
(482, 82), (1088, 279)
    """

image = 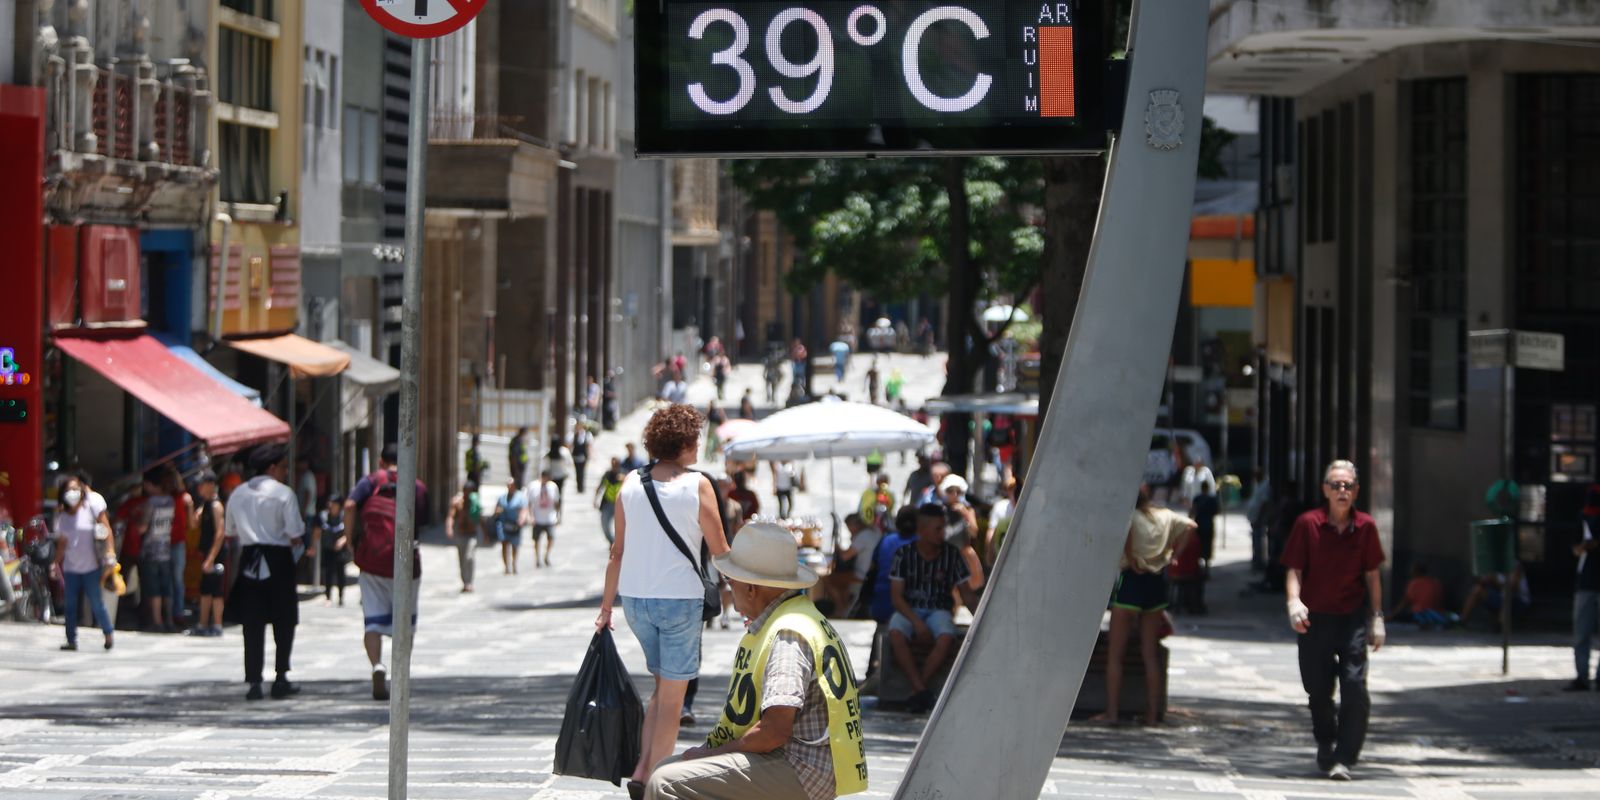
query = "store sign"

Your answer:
(637, 1), (1113, 156)
(1513, 330), (1563, 372)
(1468, 329), (1508, 369)
(1468, 329), (1565, 372)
